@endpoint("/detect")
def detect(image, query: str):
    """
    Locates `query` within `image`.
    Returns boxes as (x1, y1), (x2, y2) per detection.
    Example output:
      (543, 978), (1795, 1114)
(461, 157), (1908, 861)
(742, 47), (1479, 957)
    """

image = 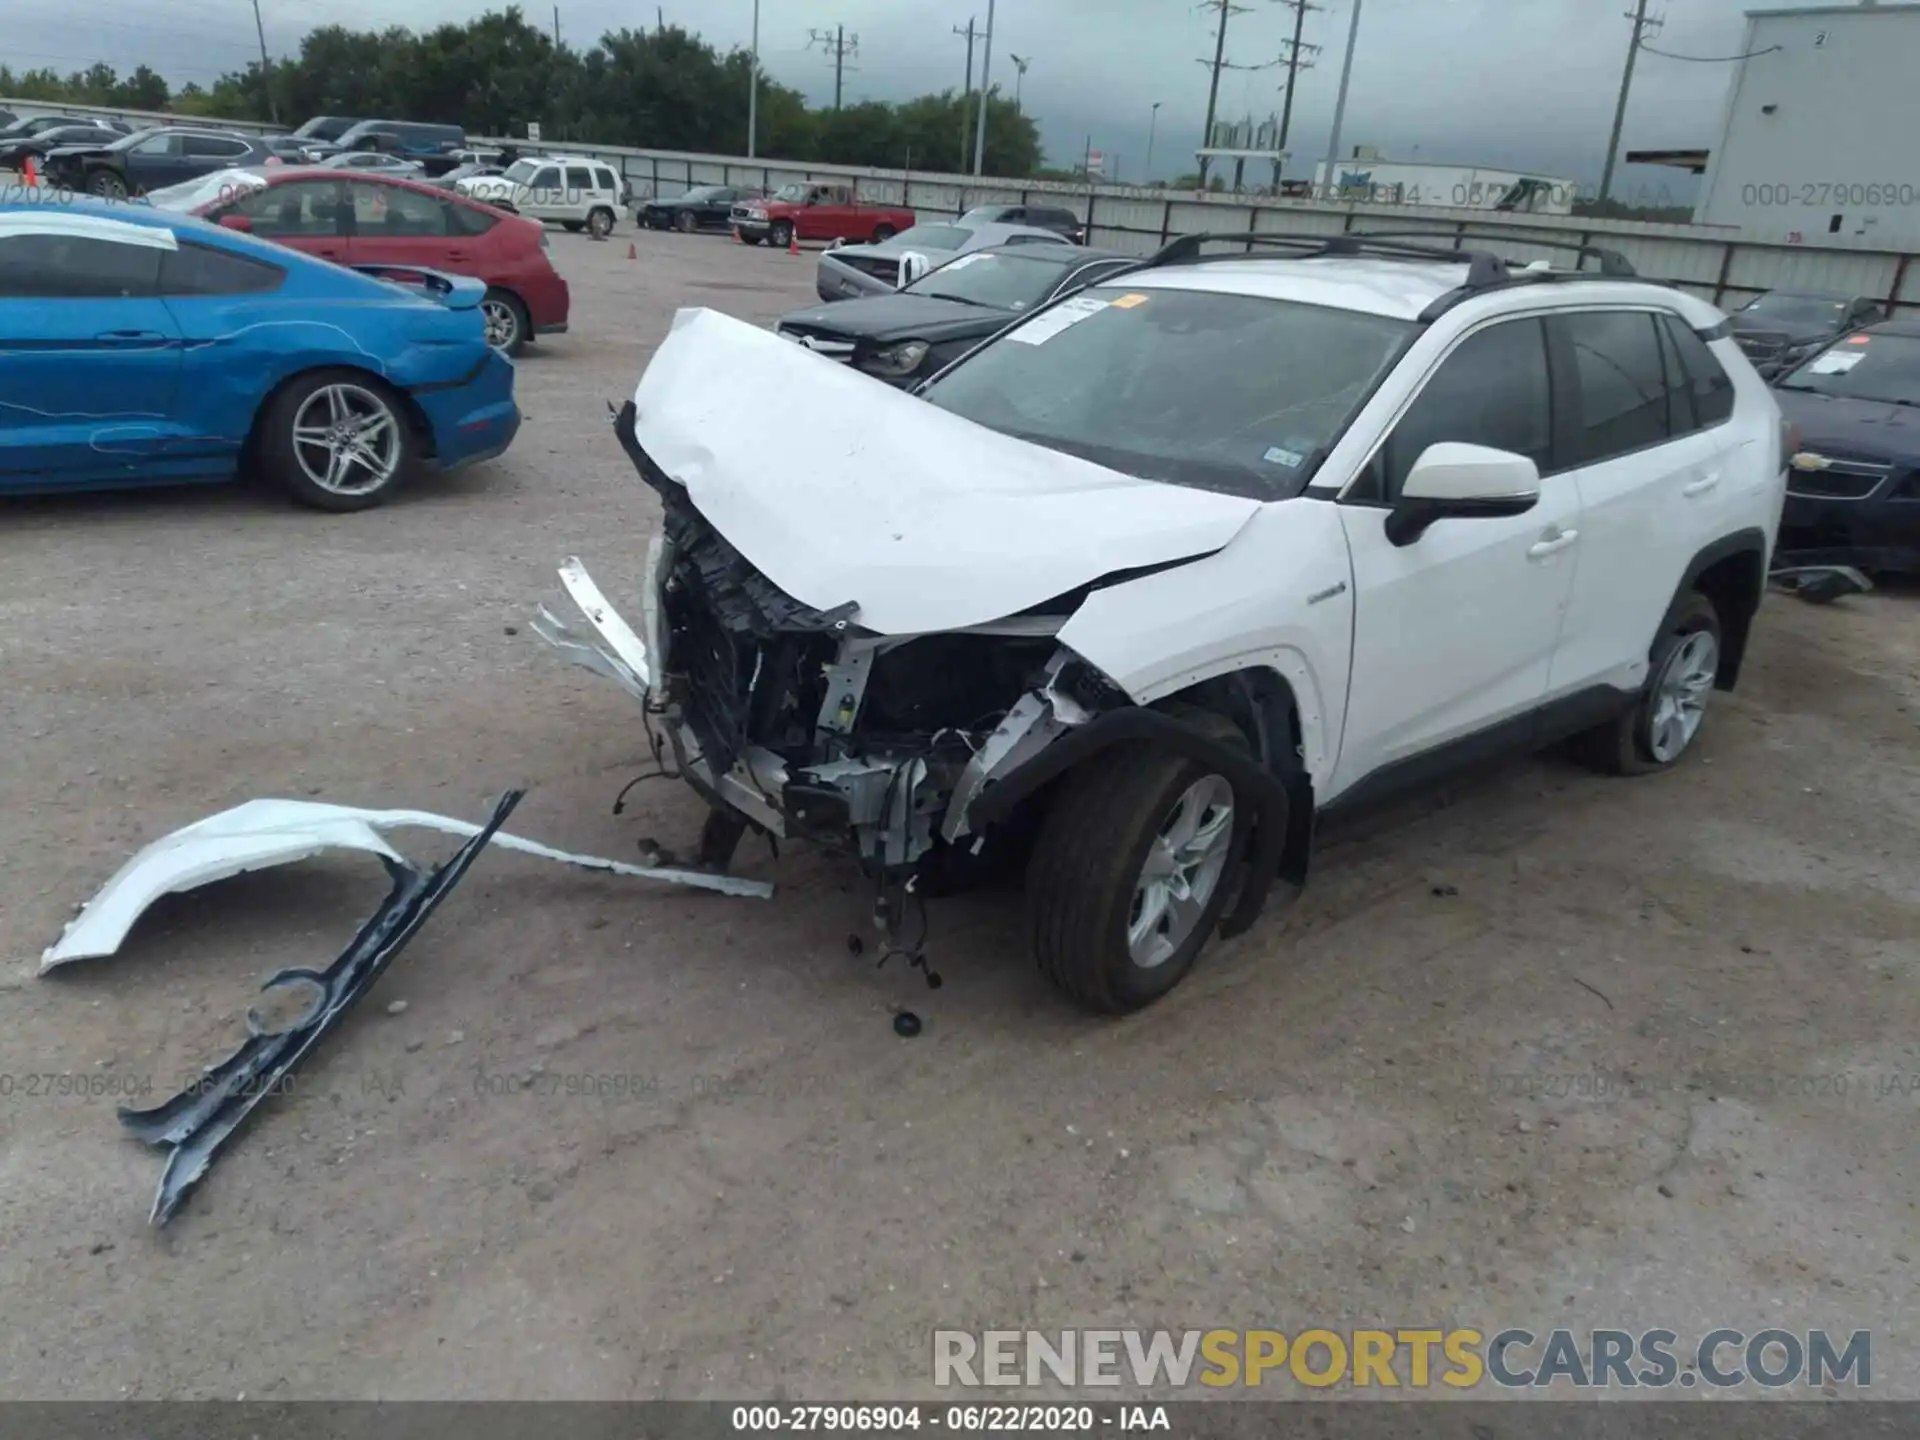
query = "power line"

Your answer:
(1639, 40), (1782, 62)
(805, 25), (858, 110)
